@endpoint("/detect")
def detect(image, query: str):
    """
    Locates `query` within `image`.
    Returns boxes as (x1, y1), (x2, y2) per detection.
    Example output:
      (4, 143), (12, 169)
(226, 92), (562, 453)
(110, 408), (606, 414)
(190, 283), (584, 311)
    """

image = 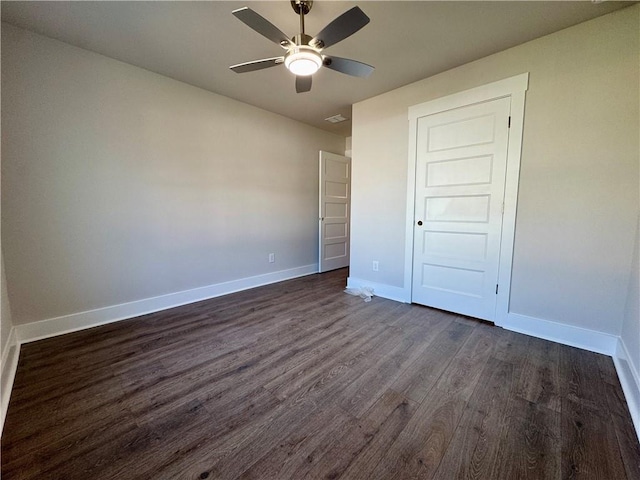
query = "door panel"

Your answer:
(427, 114), (498, 151)
(423, 231), (488, 262)
(319, 151), (351, 273)
(425, 195), (491, 222)
(412, 97), (510, 321)
(426, 155), (493, 187)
